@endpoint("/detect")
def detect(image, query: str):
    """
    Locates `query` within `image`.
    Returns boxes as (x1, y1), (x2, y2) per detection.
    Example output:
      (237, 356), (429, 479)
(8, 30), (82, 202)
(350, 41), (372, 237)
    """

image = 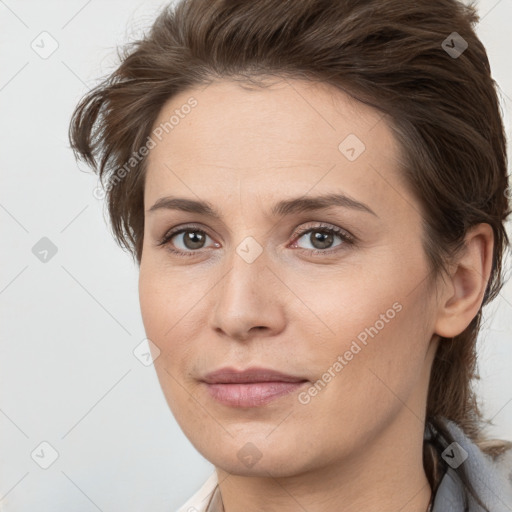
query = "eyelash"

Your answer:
(156, 222), (356, 258)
